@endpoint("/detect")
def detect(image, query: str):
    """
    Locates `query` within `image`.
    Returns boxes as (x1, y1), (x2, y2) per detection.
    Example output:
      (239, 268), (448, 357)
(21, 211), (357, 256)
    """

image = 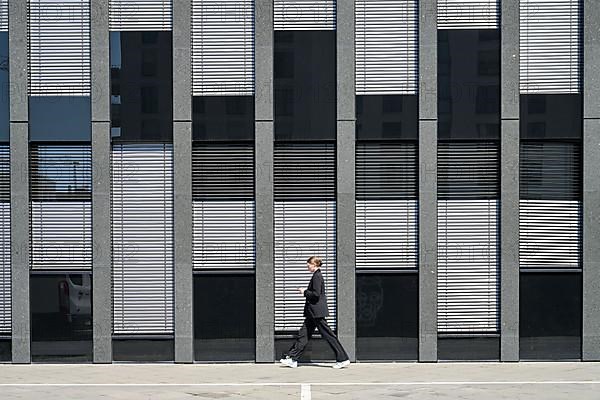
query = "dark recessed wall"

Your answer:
(0, 32), (9, 142)
(192, 96), (255, 141)
(356, 95), (418, 140)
